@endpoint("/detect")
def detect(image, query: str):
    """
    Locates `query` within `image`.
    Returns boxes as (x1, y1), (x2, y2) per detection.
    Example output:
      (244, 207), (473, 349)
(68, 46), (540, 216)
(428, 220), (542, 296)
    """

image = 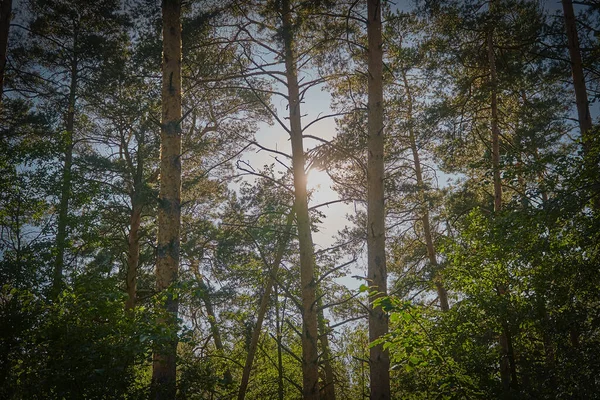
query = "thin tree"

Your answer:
(237, 209), (295, 400)
(366, 0), (390, 398)
(399, 67), (449, 312)
(281, 0), (320, 396)
(0, 0), (12, 99)
(152, 0), (182, 397)
(487, 4), (518, 394)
